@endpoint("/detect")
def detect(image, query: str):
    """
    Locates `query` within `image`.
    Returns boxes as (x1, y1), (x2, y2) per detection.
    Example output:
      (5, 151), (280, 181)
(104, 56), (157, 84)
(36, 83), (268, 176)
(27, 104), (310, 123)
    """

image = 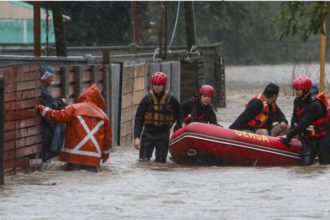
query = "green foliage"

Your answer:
(277, 2), (328, 41)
